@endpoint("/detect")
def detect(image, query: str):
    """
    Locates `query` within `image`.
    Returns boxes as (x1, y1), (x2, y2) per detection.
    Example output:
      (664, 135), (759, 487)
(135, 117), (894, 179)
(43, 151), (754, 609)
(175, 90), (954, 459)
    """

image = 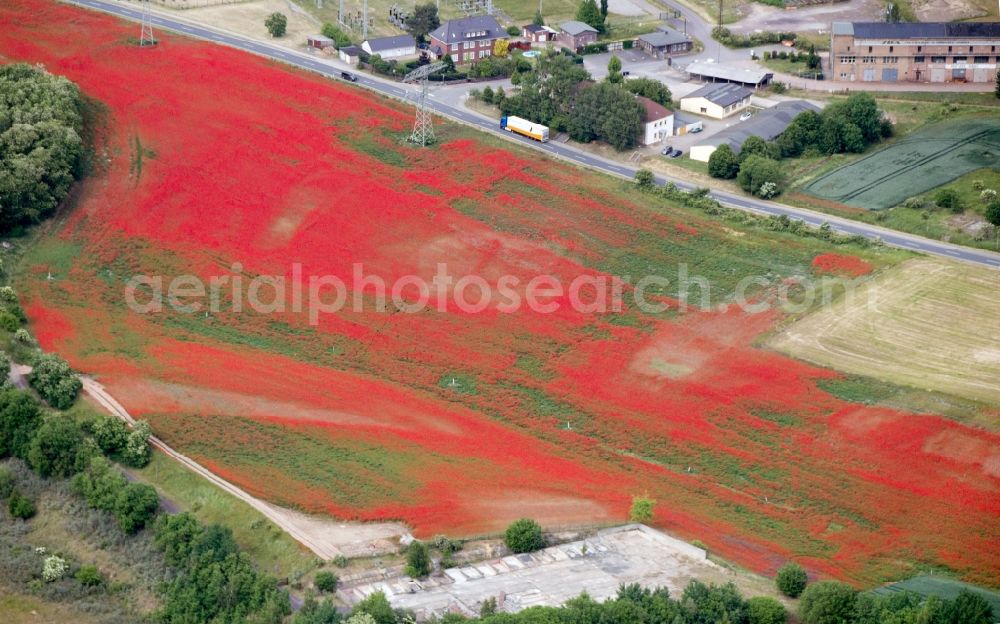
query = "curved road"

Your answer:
(64, 0), (1000, 269)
